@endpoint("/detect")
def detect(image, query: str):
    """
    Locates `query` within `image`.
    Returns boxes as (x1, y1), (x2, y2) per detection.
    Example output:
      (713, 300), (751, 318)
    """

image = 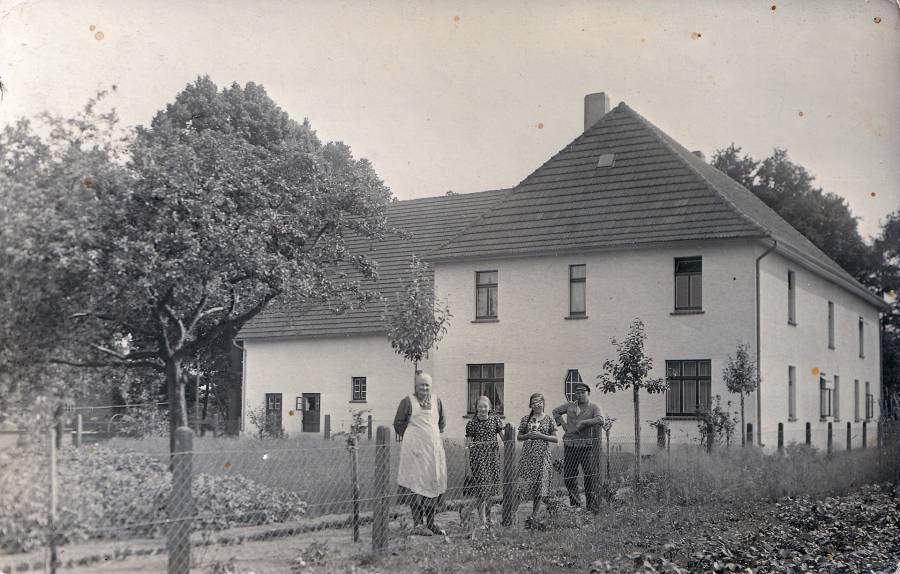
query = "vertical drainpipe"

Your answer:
(756, 239), (777, 446)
